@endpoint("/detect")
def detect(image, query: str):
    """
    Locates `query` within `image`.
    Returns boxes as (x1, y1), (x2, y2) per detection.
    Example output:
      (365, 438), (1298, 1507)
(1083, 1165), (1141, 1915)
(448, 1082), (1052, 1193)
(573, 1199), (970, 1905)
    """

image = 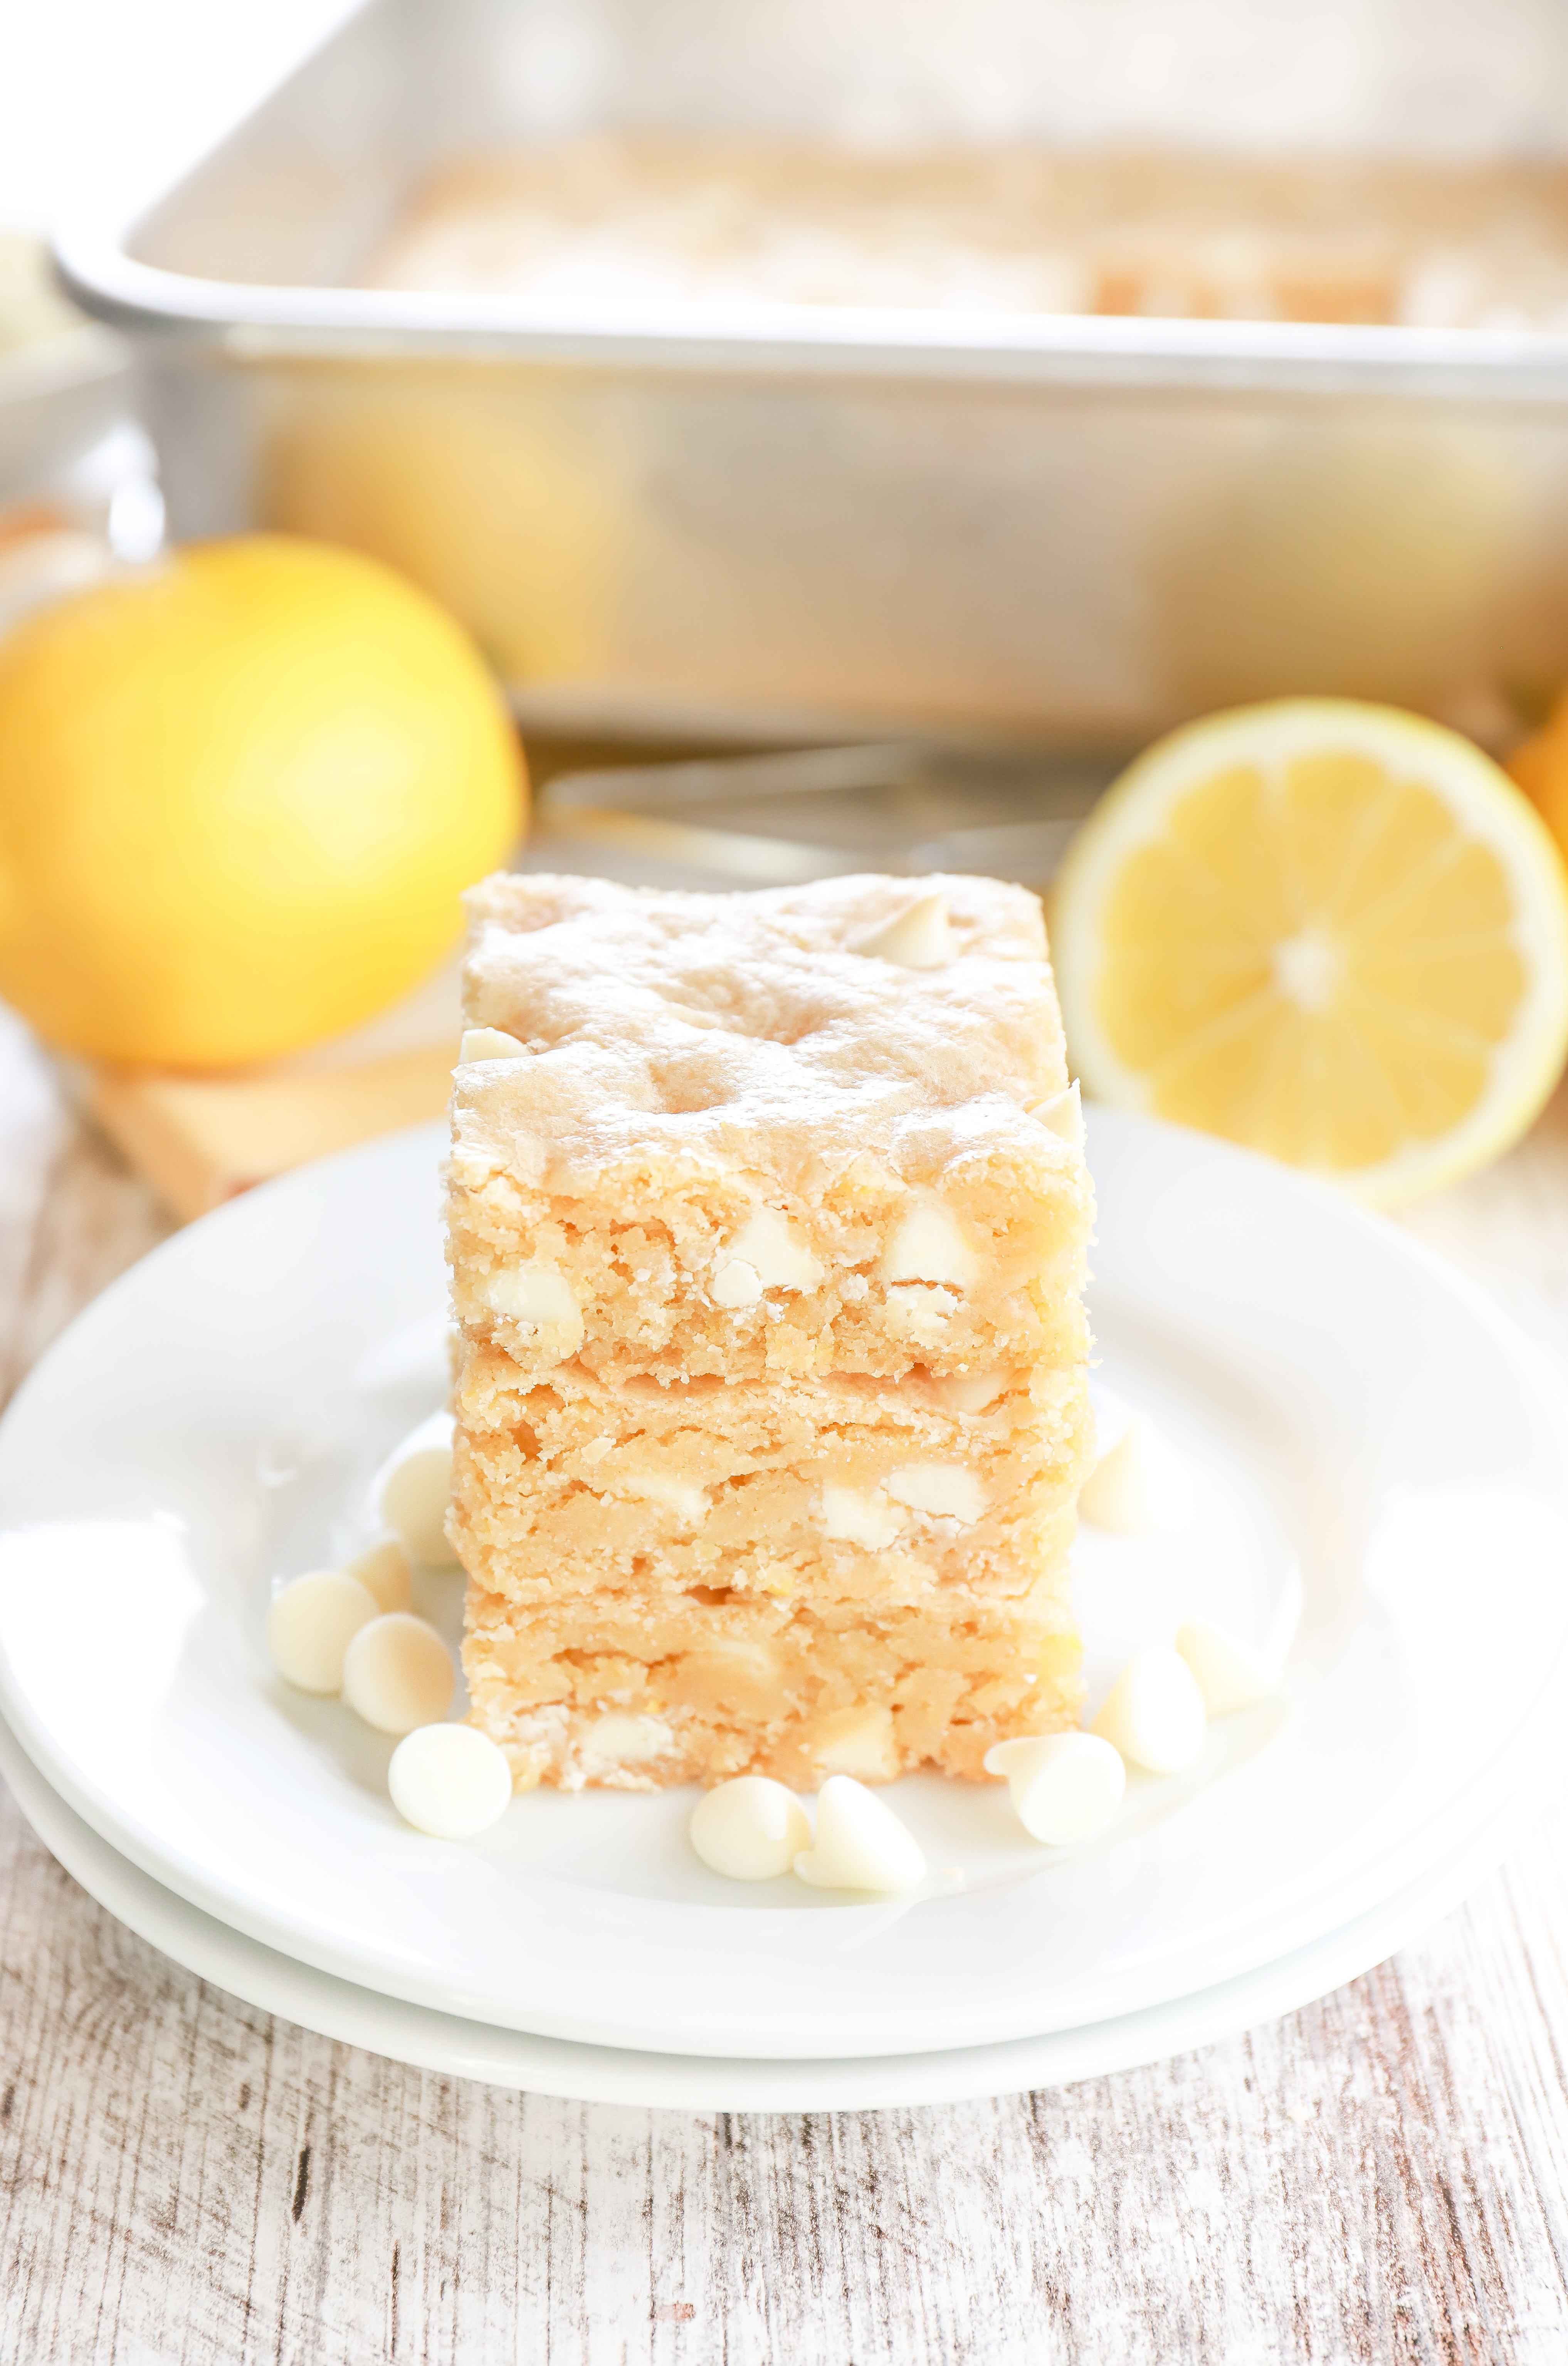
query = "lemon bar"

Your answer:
(452, 1343), (1085, 1606)
(464, 1583), (1084, 1790)
(447, 870), (1094, 1790)
(454, 1338), (1086, 1784)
